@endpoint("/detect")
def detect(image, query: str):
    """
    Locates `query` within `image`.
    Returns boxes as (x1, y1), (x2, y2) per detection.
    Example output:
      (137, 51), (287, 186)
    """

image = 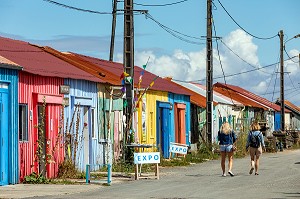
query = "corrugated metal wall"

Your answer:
(136, 90), (168, 151)
(19, 72), (64, 180)
(98, 86), (123, 164)
(168, 93), (191, 146)
(64, 79), (99, 171)
(0, 68), (19, 185)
